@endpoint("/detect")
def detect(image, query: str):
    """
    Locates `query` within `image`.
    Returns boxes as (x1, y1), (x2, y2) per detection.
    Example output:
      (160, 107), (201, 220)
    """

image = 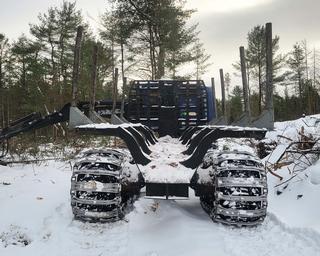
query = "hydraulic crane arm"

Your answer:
(0, 104), (70, 142)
